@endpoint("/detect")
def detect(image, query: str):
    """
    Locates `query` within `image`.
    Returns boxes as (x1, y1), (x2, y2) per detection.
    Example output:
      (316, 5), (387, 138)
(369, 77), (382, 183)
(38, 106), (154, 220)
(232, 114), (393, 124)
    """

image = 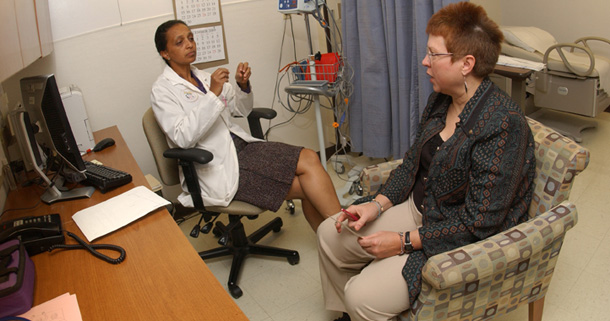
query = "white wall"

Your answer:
(1, 0), (331, 194)
(473, 0), (610, 56)
(6, 0), (606, 196)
